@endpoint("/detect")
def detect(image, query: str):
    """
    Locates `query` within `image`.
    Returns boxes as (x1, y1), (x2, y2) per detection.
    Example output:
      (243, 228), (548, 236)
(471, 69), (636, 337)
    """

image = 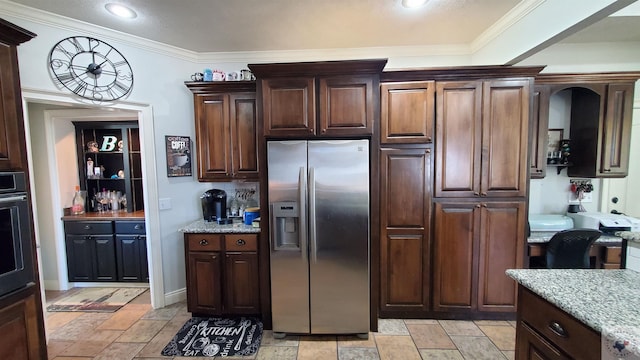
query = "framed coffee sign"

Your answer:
(166, 135), (192, 177)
